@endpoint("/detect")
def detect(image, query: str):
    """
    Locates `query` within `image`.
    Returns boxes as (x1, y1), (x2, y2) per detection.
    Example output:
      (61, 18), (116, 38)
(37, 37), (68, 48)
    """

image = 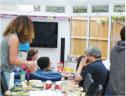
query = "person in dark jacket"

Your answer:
(105, 26), (125, 96)
(30, 57), (62, 81)
(75, 47), (108, 95)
